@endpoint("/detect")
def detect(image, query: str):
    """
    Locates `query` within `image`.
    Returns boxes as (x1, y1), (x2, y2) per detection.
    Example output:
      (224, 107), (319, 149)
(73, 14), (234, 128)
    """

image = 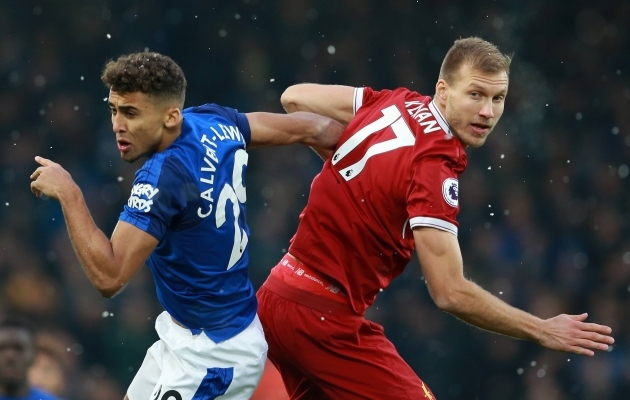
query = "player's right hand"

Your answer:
(538, 313), (614, 356)
(30, 156), (78, 200)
